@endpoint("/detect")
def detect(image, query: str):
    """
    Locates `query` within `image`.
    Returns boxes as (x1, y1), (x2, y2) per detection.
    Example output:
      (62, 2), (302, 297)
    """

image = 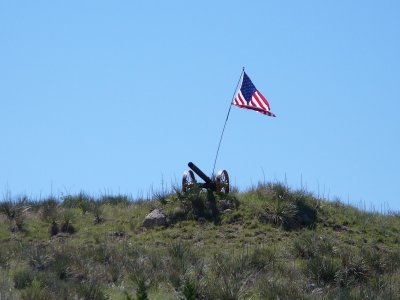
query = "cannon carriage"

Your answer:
(182, 162), (230, 194)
